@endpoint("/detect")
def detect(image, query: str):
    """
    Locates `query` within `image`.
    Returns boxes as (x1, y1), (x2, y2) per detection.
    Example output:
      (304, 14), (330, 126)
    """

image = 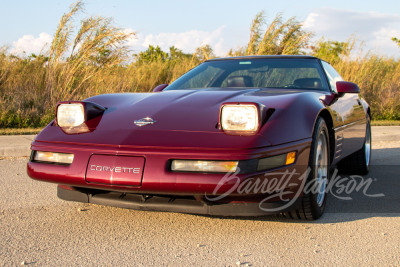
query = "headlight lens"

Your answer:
(57, 103), (85, 127)
(171, 160), (238, 173)
(220, 104), (259, 133)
